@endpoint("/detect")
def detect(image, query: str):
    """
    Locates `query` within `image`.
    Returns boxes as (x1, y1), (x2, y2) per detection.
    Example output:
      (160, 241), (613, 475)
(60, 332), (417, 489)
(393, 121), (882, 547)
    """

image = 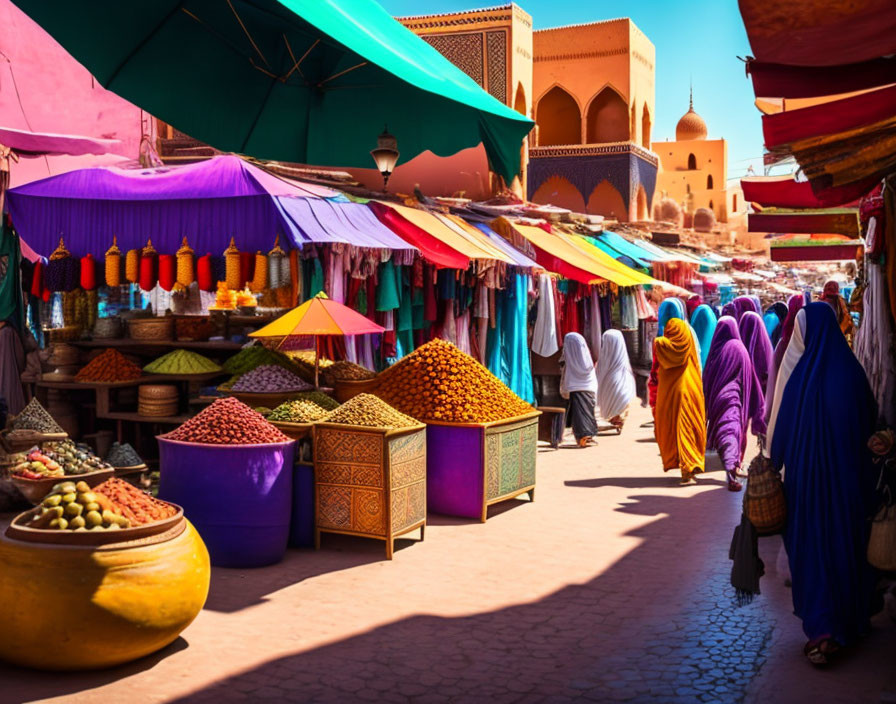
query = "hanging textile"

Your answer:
(854, 262), (896, 428)
(531, 273), (559, 357)
(503, 274), (534, 404)
(0, 222), (24, 330)
(619, 288), (638, 330)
